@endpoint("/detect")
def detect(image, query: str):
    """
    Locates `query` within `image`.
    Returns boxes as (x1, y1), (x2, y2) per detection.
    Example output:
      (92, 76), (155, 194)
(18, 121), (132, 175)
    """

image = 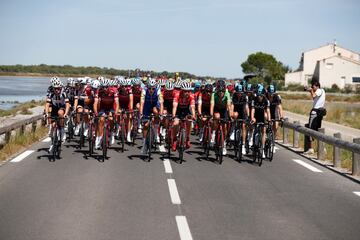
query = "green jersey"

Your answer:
(211, 90), (232, 109)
